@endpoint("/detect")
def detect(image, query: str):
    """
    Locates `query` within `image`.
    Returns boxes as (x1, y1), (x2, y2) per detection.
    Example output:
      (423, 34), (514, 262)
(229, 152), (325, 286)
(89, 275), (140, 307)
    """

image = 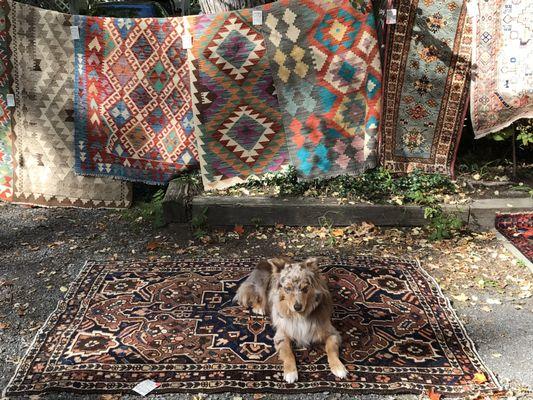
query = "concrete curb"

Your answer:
(185, 196), (533, 230)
